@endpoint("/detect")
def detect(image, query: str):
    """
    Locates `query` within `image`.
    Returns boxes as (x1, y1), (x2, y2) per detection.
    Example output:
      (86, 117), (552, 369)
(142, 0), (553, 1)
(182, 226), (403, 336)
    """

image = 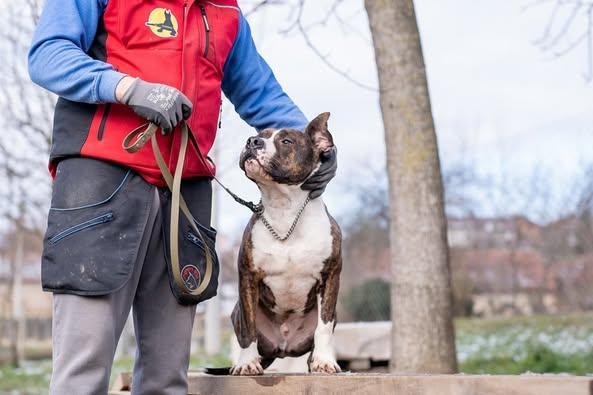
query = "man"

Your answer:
(28, 0), (337, 393)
